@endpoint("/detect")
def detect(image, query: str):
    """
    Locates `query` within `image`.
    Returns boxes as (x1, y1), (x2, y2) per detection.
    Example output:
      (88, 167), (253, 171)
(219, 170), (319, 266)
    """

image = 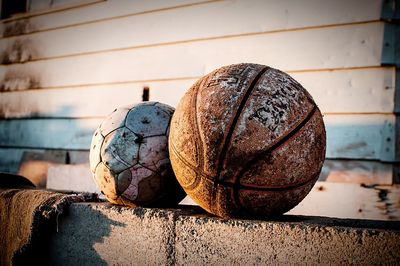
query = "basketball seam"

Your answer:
(210, 67), (268, 214)
(220, 173), (317, 192)
(213, 66), (269, 186)
(170, 142), (210, 190)
(194, 77), (206, 178)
